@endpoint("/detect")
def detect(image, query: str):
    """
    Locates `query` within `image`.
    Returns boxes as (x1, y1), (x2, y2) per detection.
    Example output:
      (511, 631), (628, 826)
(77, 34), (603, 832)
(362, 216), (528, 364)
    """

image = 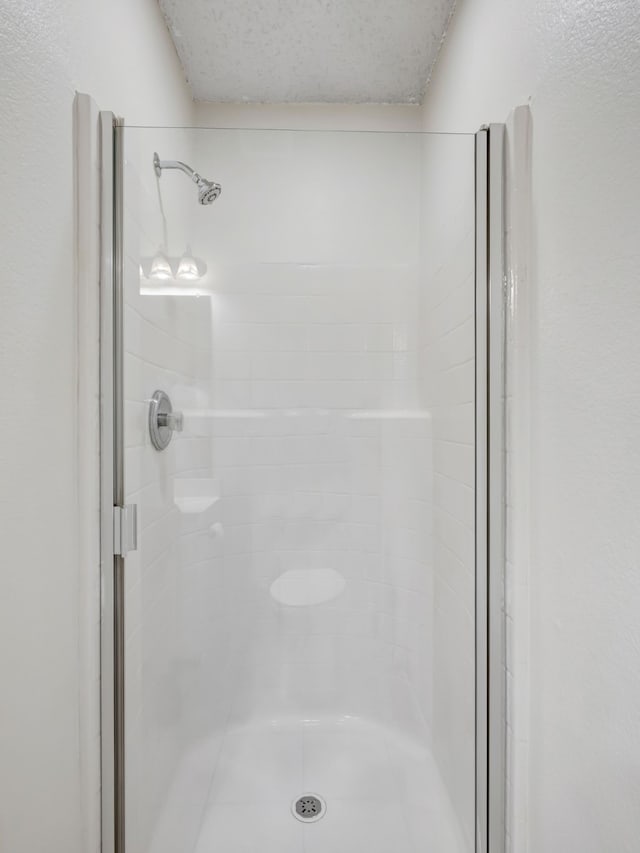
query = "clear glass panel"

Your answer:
(122, 127), (475, 853)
